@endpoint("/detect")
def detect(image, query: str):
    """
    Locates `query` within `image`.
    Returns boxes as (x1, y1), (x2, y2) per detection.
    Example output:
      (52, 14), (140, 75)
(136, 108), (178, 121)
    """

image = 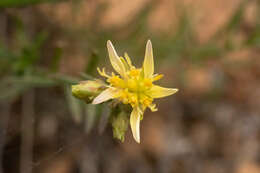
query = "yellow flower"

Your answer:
(93, 40), (178, 143)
